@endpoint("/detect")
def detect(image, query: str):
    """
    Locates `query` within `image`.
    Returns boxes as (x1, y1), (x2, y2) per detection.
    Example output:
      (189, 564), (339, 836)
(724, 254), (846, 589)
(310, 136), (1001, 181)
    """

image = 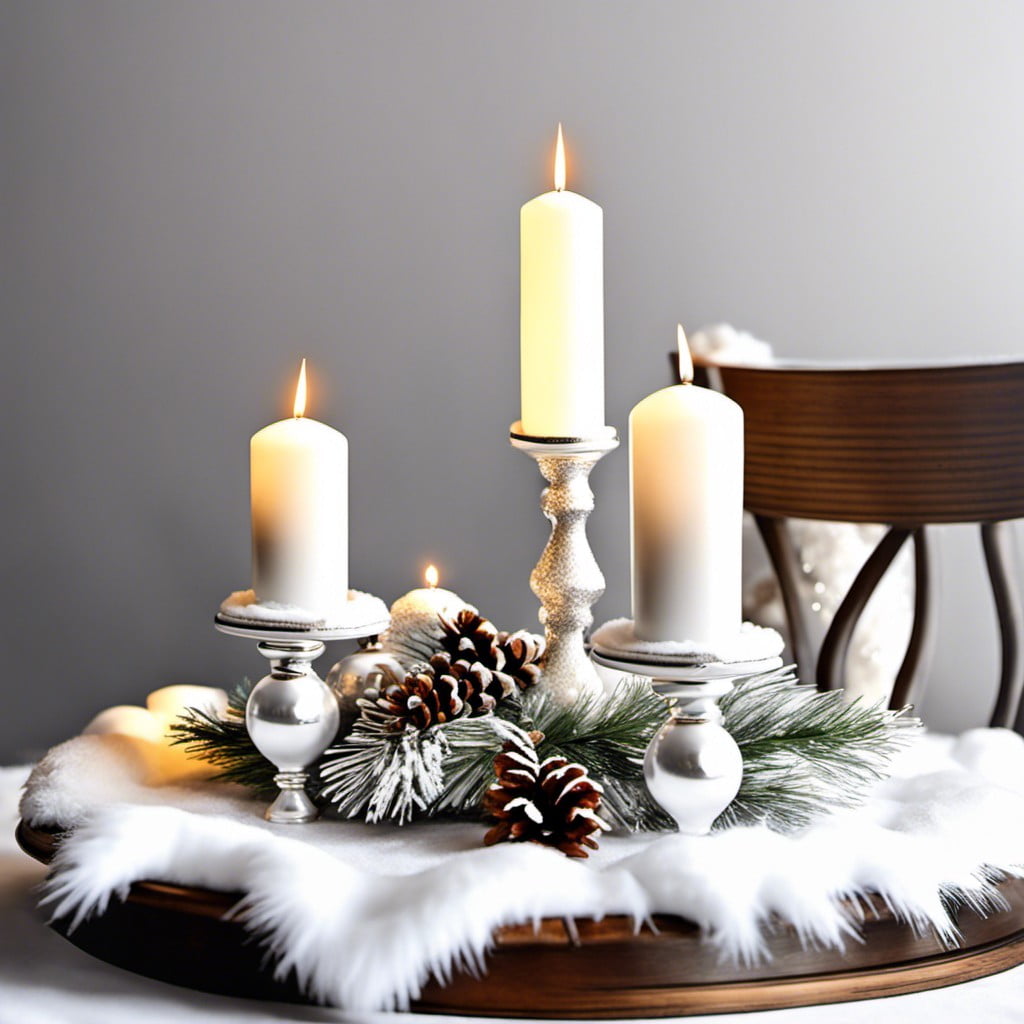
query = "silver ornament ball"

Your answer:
(643, 705), (743, 836)
(325, 640), (405, 700)
(245, 641), (340, 824)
